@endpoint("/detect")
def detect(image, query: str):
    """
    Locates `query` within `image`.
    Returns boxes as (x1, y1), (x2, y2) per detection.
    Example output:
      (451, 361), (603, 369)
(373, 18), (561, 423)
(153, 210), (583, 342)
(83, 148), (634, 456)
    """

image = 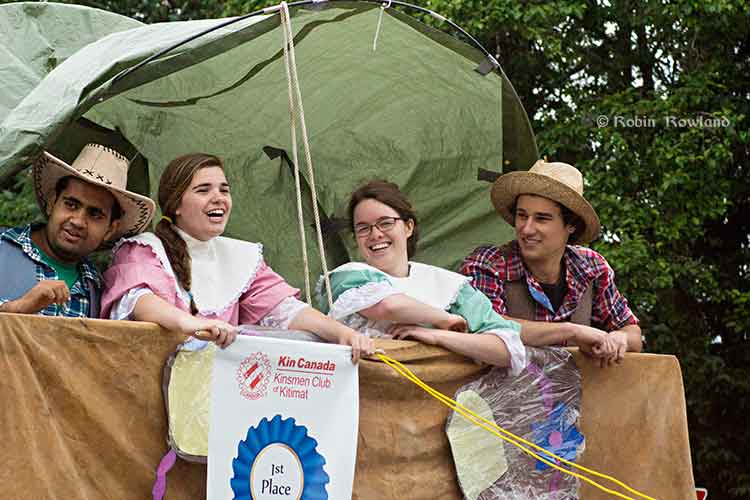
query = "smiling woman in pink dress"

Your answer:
(101, 153), (373, 360)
